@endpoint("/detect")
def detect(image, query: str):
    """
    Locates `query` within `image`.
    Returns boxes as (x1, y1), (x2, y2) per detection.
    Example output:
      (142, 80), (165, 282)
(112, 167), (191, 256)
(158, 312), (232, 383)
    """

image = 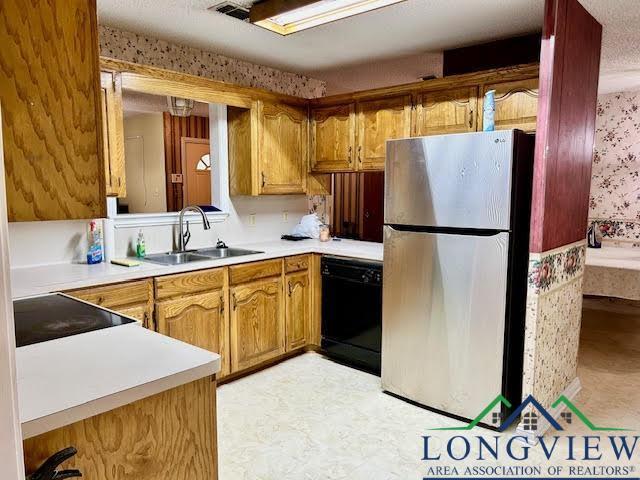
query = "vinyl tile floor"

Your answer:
(217, 309), (640, 479)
